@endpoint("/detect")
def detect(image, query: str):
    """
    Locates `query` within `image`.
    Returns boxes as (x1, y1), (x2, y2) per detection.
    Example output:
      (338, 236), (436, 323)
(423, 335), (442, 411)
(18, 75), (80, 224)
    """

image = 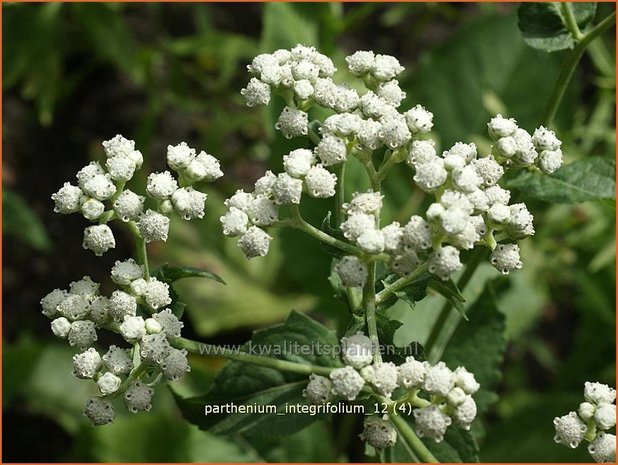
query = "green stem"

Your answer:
(290, 204), (362, 256)
(561, 3), (584, 41)
(107, 362), (149, 400)
(173, 337), (333, 377)
(375, 262), (429, 305)
(363, 262), (381, 363)
(333, 162), (346, 227)
(127, 221), (150, 278)
(389, 413), (439, 463)
(425, 248), (485, 362)
(543, 10), (616, 126)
